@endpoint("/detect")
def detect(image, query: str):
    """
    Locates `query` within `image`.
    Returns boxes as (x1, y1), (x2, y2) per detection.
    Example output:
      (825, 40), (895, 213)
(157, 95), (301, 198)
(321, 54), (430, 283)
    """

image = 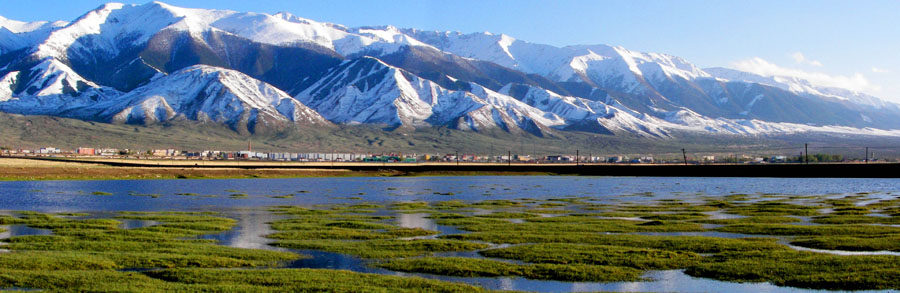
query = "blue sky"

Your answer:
(2, 0), (898, 101)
